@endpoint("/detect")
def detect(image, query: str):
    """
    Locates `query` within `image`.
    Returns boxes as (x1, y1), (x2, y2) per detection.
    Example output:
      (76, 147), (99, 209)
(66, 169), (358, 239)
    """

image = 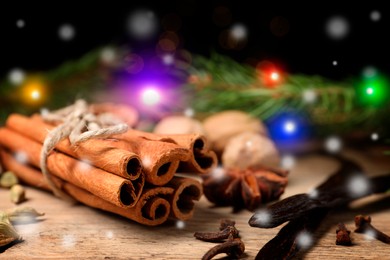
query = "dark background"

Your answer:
(1, 1), (389, 81)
